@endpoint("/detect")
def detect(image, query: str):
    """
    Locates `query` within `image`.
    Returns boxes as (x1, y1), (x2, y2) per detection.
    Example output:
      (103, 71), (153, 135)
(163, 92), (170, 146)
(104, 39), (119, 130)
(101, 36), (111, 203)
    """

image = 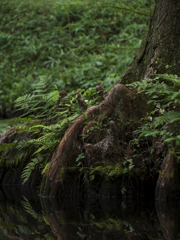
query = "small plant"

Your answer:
(76, 153), (85, 167)
(127, 74), (180, 161)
